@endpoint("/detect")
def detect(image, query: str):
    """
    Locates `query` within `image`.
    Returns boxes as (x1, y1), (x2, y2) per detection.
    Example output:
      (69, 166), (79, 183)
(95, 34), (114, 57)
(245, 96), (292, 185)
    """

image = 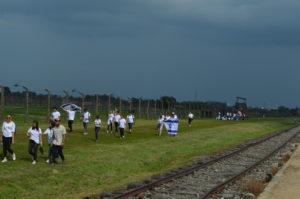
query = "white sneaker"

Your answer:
(12, 153), (16, 161)
(46, 159), (50, 163)
(32, 161), (36, 165)
(1, 158), (8, 163)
